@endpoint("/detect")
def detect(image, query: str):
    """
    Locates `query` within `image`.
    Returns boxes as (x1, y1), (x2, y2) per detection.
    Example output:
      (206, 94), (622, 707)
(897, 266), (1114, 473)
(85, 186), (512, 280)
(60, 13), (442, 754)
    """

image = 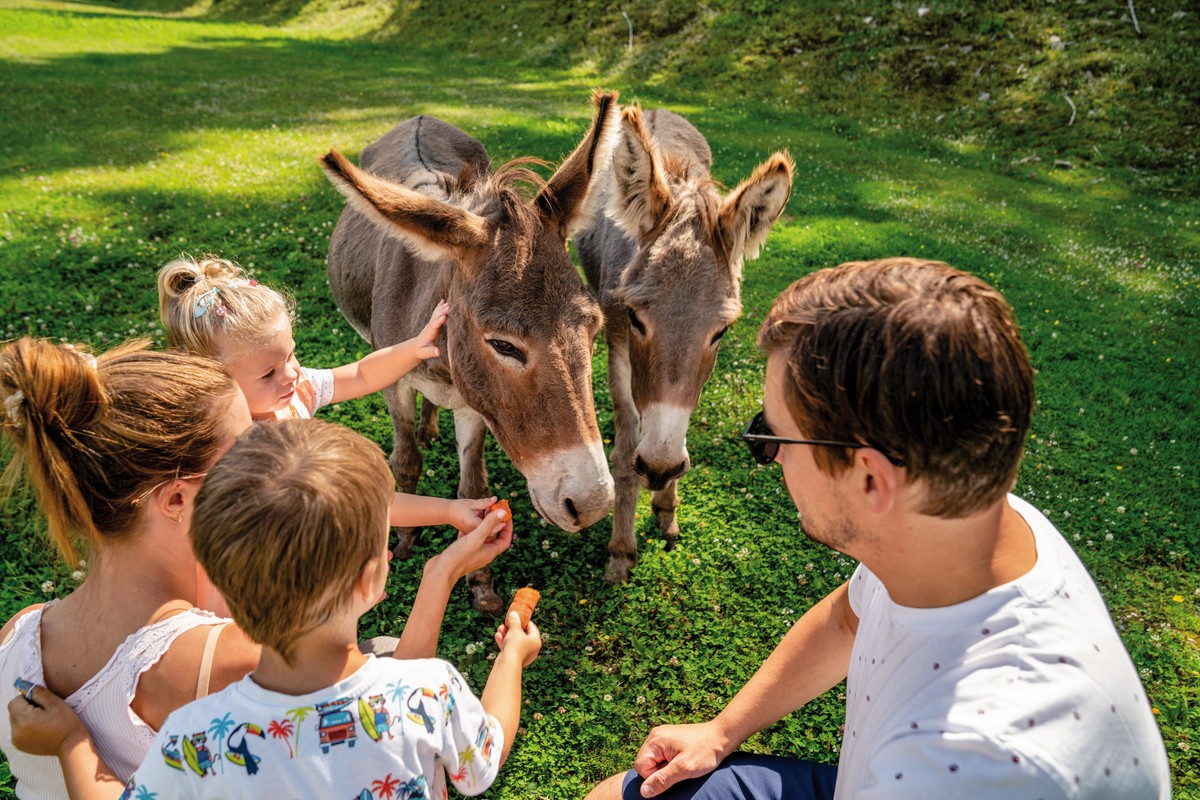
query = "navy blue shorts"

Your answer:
(621, 753), (837, 800)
